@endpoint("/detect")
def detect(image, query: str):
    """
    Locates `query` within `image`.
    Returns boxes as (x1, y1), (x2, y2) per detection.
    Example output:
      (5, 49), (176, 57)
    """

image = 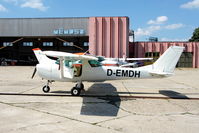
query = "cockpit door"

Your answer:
(63, 66), (74, 79)
(59, 59), (74, 79)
